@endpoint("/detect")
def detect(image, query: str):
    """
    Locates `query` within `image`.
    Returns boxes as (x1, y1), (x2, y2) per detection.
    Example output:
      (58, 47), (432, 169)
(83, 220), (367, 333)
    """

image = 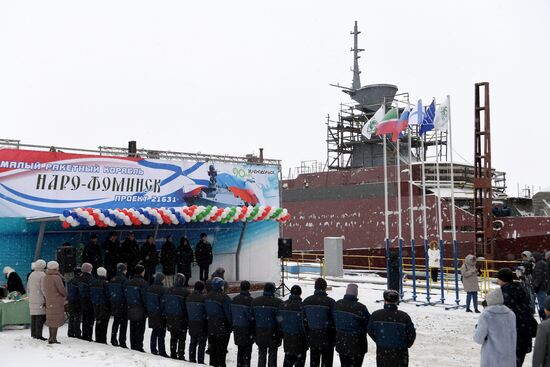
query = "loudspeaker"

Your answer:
(57, 246), (76, 274)
(128, 141), (137, 157)
(278, 238), (293, 258)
